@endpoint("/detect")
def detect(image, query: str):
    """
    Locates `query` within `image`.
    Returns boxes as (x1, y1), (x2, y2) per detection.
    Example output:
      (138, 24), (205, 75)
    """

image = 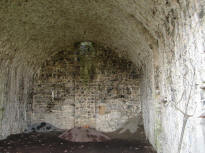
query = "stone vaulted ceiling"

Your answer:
(0, 0), (159, 69)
